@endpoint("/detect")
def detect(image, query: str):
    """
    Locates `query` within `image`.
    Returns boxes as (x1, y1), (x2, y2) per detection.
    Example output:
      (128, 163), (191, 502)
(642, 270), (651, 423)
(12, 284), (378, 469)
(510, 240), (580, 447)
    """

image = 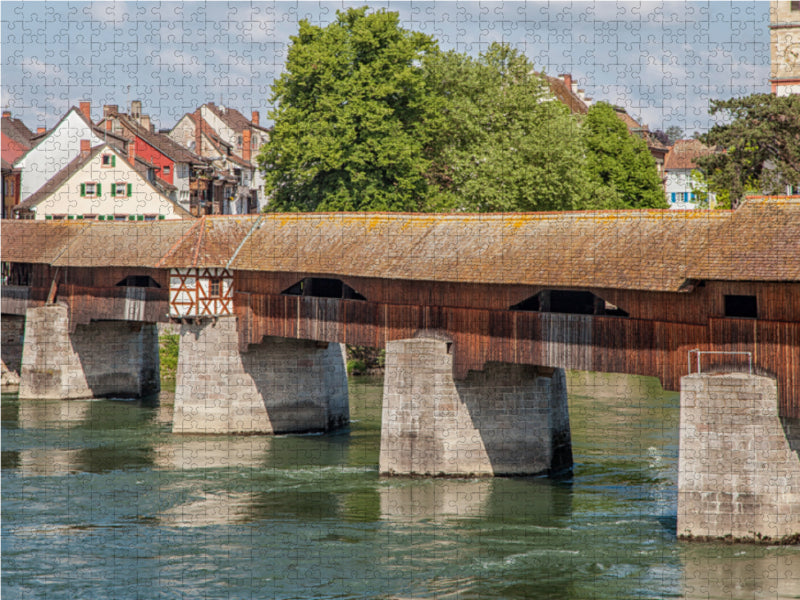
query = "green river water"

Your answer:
(3, 373), (799, 599)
